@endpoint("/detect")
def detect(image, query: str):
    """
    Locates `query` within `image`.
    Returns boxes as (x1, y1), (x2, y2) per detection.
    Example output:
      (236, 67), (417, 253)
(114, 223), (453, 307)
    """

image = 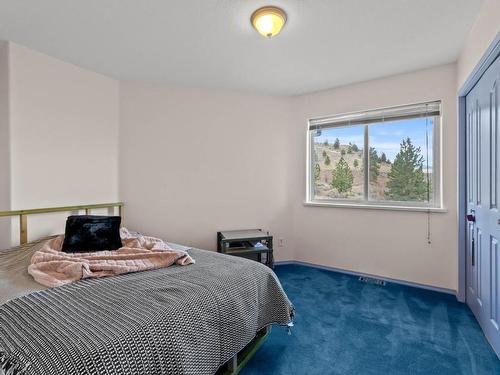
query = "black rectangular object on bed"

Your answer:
(62, 215), (122, 253)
